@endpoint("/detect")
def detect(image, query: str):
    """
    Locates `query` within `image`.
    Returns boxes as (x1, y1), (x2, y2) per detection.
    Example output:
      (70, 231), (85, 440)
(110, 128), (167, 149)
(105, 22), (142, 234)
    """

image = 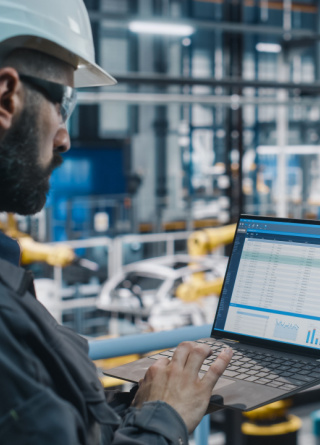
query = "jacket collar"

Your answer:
(0, 257), (35, 296)
(0, 231), (21, 266)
